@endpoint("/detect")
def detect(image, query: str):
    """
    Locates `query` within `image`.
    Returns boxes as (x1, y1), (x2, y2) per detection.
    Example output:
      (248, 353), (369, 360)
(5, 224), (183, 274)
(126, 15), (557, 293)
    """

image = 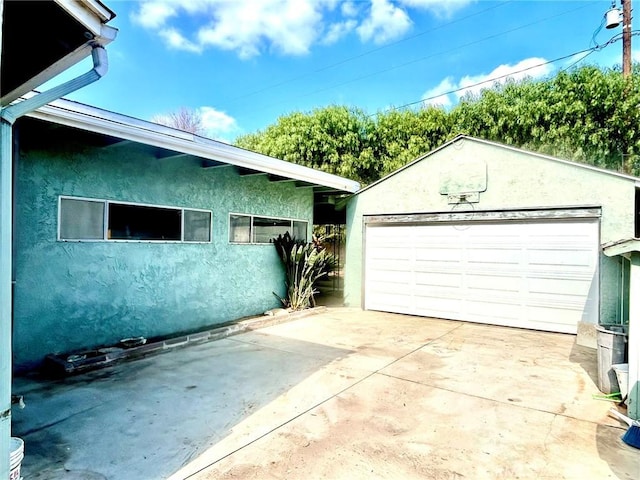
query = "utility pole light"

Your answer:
(605, 0), (633, 77)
